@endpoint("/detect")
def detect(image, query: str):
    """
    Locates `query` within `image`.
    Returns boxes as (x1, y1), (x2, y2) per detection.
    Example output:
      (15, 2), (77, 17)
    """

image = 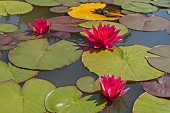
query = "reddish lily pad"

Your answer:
(146, 45), (170, 73)
(48, 16), (85, 33)
(0, 41), (17, 50)
(142, 76), (170, 97)
(51, 31), (71, 39)
(0, 51), (2, 59)
(49, 6), (70, 13)
(119, 14), (170, 31)
(76, 76), (100, 93)
(14, 31), (42, 41)
(0, 34), (14, 46)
